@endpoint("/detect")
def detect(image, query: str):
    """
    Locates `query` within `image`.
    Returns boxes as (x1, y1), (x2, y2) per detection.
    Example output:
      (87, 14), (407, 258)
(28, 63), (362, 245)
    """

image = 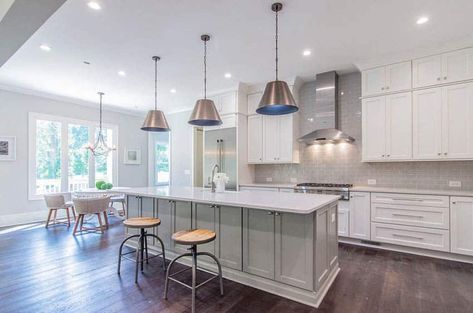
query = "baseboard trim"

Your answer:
(339, 237), (473, 264)
(0, 211), (48, 228)
(127, 243), (339, 308)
